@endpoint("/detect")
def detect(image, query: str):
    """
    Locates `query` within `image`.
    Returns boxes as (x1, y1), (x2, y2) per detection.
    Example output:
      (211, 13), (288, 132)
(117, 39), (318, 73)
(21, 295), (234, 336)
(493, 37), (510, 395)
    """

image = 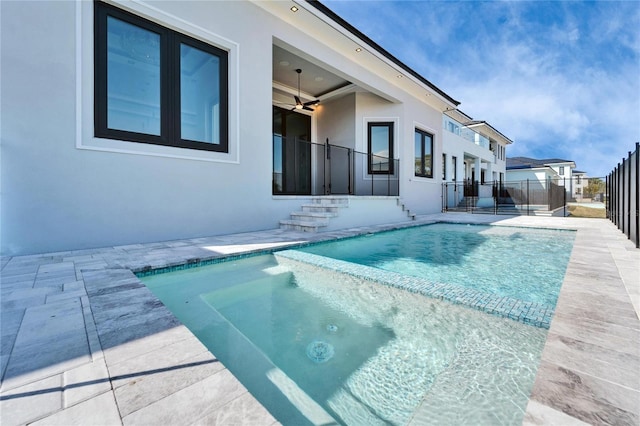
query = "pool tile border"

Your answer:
(275, 249), (555, 329)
